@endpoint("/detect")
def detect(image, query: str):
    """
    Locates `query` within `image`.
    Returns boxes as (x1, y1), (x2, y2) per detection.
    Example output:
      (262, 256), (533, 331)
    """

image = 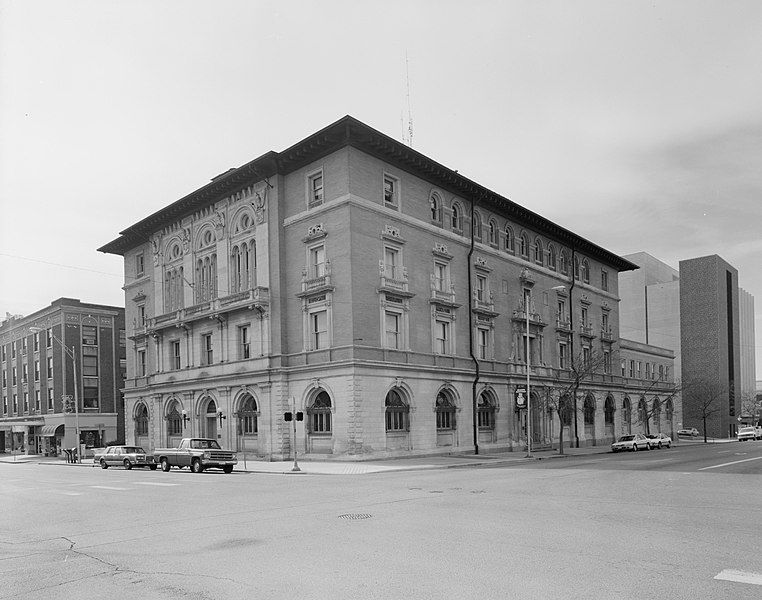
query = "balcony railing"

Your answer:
(556, 317), (571, 331)
(300, 261), (333, 296)
(512, 309), (545, 325)
(147, 287), (269, 332)
(580, 323), (595, 338)
(601, 327), (614, 341)
(379, 262), (411, 295)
